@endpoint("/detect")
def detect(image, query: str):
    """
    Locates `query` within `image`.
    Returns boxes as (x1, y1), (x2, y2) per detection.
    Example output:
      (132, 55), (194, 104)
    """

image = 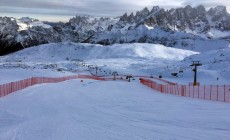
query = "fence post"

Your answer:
(167, 84), (169, 94)
(3, 85), (4, 96)
(174, 85), (175, 95)
(193, 85), (194, 98)
(0, 85), (1, 97)
(5, 84), (7, 96)
(224, 85), (226, 102)
(3, 85), (5, 96)
(181, 85), (184, 96)
(177, 85), (179, 95)
(10, 82), (13, 93)
(184, 85), (186, 96)
(160, 84), (163, 93)
(217, 85), (219, 101)
(173, 85), (175, 95)
(210, 85), (212, 100)
(175, 85), (176, 95)
(167, 85), (169, 93)
(172, 85), (174, 94)
(5, 84), (7, 95)
(204, 85), (206, 100)
(31, 77), (34, 85)
(166, 85), (167, 93)
(170, 85), (171, 94)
